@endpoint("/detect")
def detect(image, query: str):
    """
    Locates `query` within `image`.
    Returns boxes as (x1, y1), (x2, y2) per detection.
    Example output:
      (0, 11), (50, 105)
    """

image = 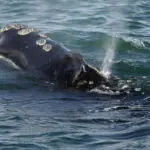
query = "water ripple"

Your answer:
(0, 0), (150, 149)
